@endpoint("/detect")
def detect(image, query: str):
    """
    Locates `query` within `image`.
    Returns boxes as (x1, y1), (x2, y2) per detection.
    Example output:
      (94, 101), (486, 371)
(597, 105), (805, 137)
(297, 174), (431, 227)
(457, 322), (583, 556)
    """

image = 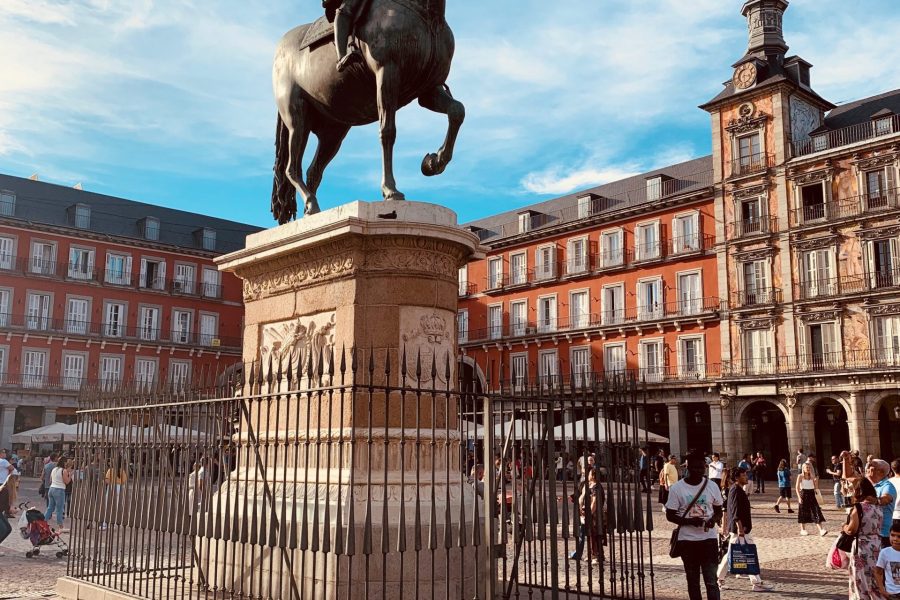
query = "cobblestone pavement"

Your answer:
(1, 478), (850, 600)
